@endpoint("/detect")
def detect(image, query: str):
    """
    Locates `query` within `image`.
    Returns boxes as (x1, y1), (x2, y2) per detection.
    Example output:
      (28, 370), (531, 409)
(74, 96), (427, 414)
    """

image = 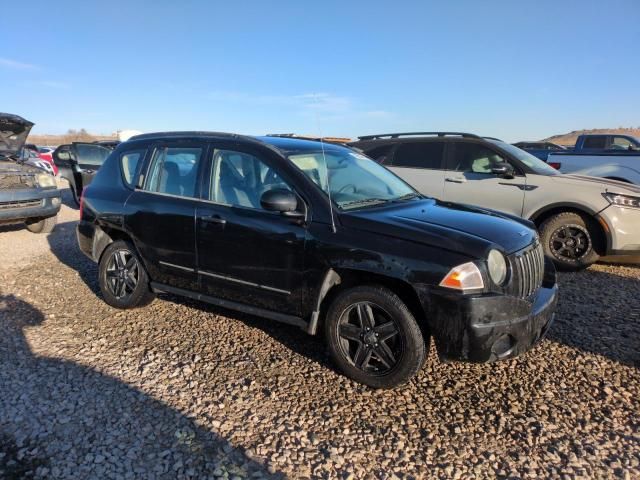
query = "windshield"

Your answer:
(490, 140), (560, 175)
(288, 149), (420, 210)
